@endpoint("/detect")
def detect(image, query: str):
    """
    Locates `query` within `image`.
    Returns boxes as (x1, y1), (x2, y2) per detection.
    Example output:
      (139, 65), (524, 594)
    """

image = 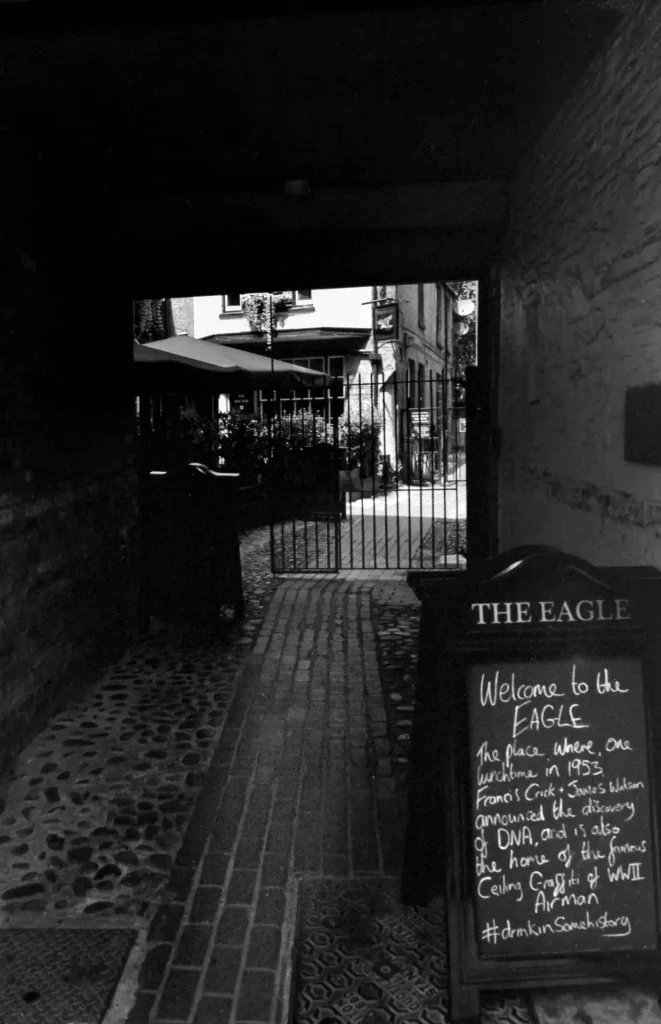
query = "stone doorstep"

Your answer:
(531, 988), (661, 1024)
